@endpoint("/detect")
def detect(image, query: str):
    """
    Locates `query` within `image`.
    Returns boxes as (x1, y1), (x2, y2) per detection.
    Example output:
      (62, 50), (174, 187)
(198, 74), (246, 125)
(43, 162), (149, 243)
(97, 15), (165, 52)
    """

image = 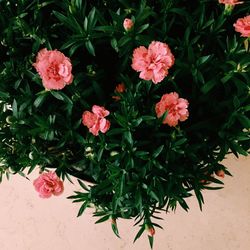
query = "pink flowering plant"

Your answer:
(0, 0), (249, 248)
